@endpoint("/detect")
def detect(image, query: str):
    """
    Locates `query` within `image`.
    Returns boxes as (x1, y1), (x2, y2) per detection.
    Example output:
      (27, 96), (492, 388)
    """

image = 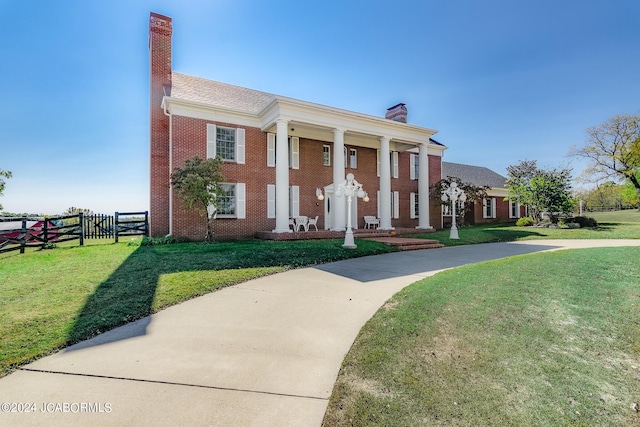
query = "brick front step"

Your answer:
(363, 237), (444, 251)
